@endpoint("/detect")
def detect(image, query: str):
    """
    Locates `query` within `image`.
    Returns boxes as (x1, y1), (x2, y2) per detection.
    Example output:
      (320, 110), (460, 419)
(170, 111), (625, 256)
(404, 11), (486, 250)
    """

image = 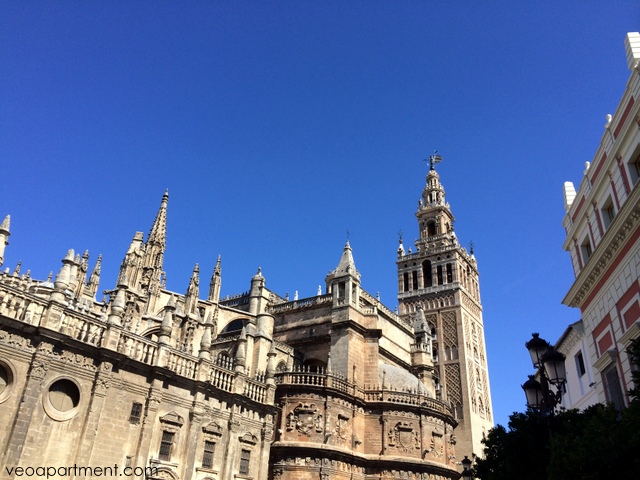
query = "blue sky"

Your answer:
(1, 1), (639, 428)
